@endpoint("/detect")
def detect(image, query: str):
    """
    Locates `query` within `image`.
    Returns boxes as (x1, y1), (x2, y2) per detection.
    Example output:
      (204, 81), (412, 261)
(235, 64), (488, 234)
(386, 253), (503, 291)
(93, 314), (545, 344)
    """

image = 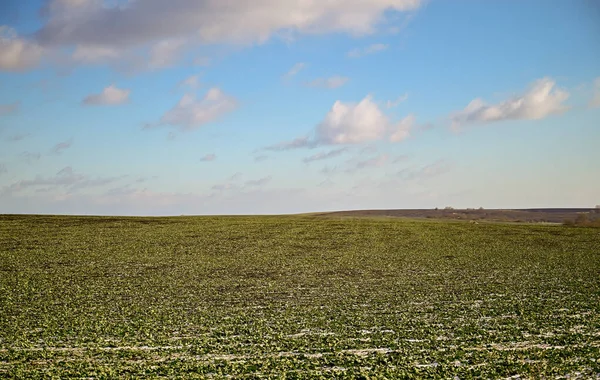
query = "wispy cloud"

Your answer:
(347, 154), (390, 173)
(590, 77), (600, 108)
(210, 173), (272, 194)
(0, 101), (20, 116)
(264, 136), (315, 151)
(212, 183), (239, 192)
(398, 160), (452, 181)
(51, 138), (73, 155)
(393, 154), (410, 163)
(200, 153), (216, 162)
(179, 74), (201, 90)
(229, 172), (243, 181)
(20, 151), (41, 164)
(147, 87), (237, 131)
(386, 93), (408, 108)
(194, 57), (211, 67)
(254, 155), (269, 162)
(148, 38), (186, 69)
(72, 45), (119, 64)
(283, 62), (306, 80)
(0, 26), (44, 71)
(305, 76), (349, 89)
(390, 114), (414, 142)
(1, 166), (124, 196)
(303, 148), (348, 163)
(245, 176), (272, 187)
(83, 85), (130, 106)
(450, 77), (569, 131)
(347, 43), (388, 58)
(5, 133), (29, 142)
